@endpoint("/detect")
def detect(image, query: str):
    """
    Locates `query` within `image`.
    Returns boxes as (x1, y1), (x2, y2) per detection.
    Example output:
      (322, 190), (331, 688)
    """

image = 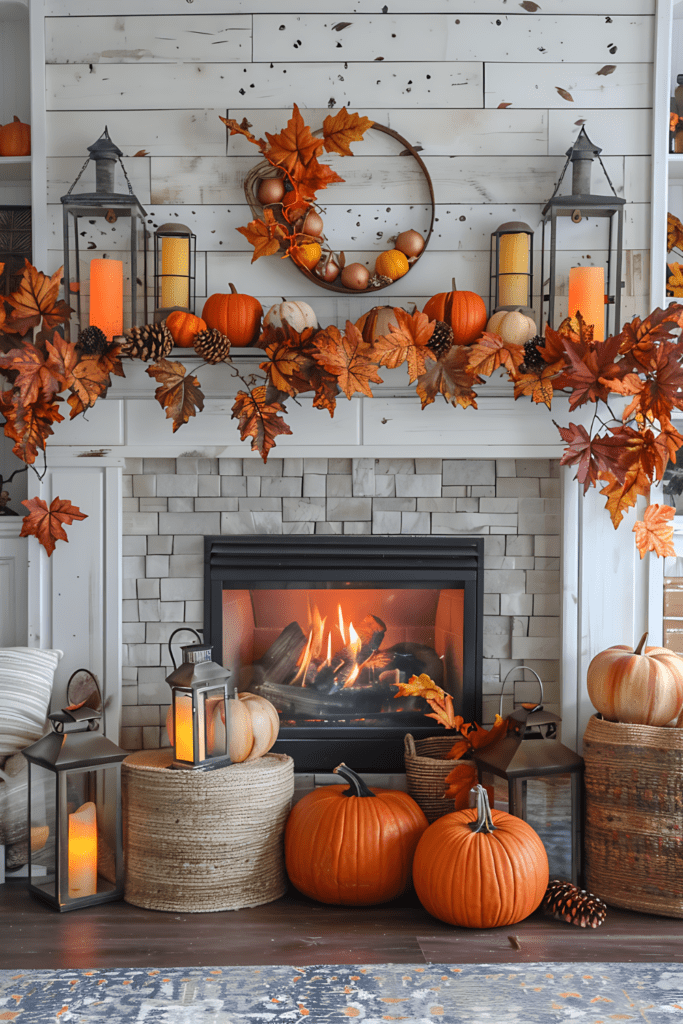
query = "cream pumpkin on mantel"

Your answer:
(586, 633), (683, 727)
